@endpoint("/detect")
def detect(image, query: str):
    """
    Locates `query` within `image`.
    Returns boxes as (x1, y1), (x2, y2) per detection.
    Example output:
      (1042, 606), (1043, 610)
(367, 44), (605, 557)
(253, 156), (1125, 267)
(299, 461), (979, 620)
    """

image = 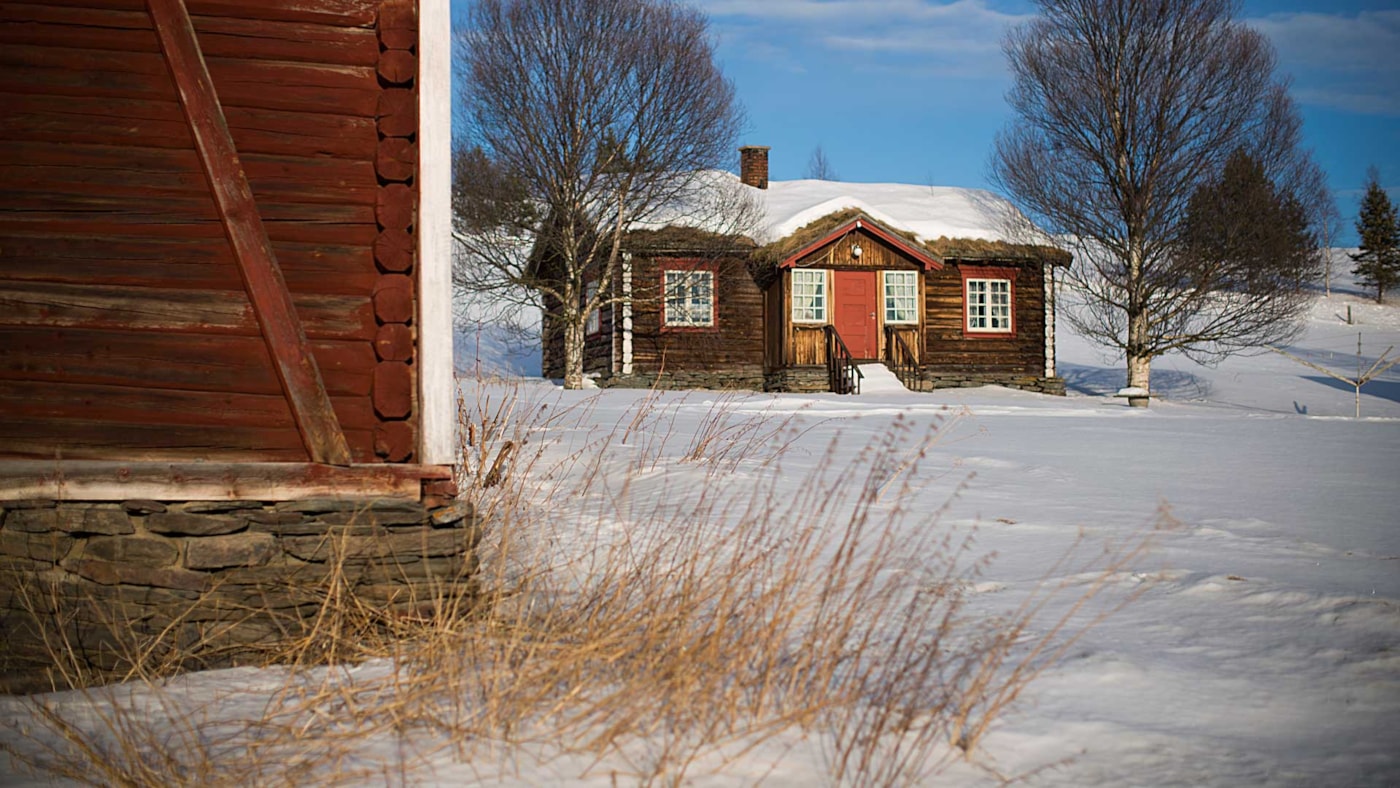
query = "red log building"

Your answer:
(0, 0), (457, 501)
